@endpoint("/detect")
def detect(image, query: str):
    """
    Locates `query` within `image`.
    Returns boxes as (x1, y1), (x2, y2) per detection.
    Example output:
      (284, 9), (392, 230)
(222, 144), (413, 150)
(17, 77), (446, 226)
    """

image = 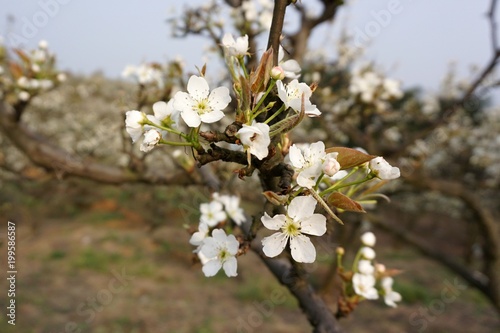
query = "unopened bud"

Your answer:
(270, 66), (285, 81)
(336, 247), (345, 256)
(323, 154), (340, 177)
(375, 263), (386, 273)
